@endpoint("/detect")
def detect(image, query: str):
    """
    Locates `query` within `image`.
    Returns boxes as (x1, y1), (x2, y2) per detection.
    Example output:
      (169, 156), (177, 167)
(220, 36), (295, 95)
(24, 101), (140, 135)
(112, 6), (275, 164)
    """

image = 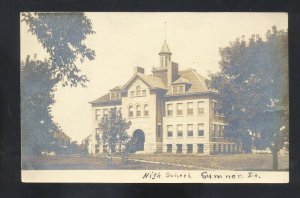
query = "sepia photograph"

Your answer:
(20, 12), (288, 183)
